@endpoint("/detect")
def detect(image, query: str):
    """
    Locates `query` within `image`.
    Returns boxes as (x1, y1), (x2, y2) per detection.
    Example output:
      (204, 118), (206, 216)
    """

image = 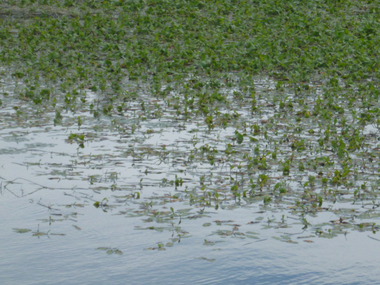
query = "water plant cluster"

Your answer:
(0, 0), (379, 248)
